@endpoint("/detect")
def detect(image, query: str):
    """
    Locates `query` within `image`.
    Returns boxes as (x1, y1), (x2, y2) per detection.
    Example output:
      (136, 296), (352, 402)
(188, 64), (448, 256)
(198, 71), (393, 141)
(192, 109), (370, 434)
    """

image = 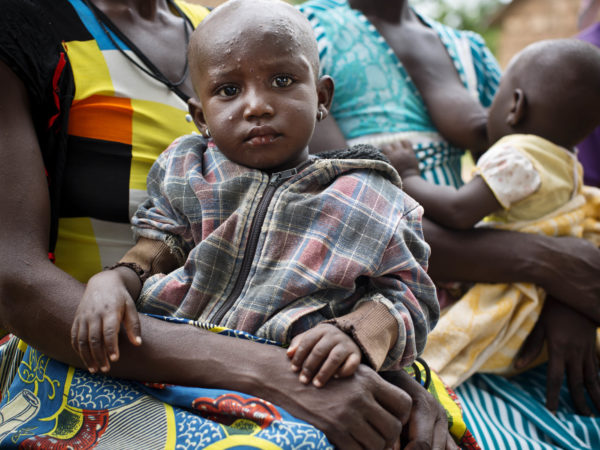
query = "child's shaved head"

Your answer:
(488, 38), (600, 148)
(184, 0), (335, 173)
(188, 0), (320, 93)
